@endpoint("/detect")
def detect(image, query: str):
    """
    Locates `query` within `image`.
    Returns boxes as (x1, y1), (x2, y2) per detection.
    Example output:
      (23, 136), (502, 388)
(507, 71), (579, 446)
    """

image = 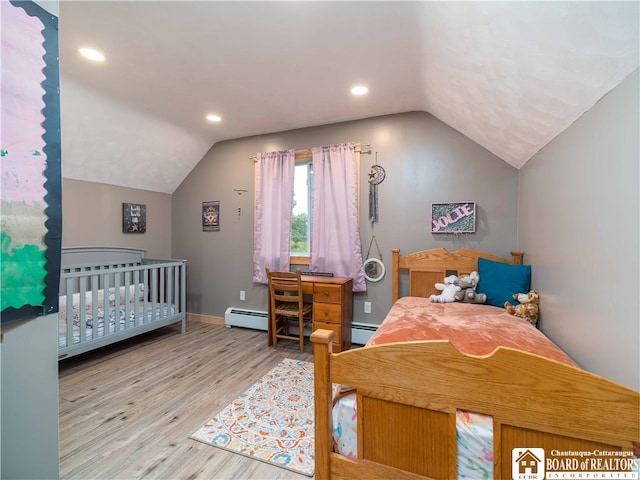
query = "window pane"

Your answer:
(291, 163), (311, 255)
